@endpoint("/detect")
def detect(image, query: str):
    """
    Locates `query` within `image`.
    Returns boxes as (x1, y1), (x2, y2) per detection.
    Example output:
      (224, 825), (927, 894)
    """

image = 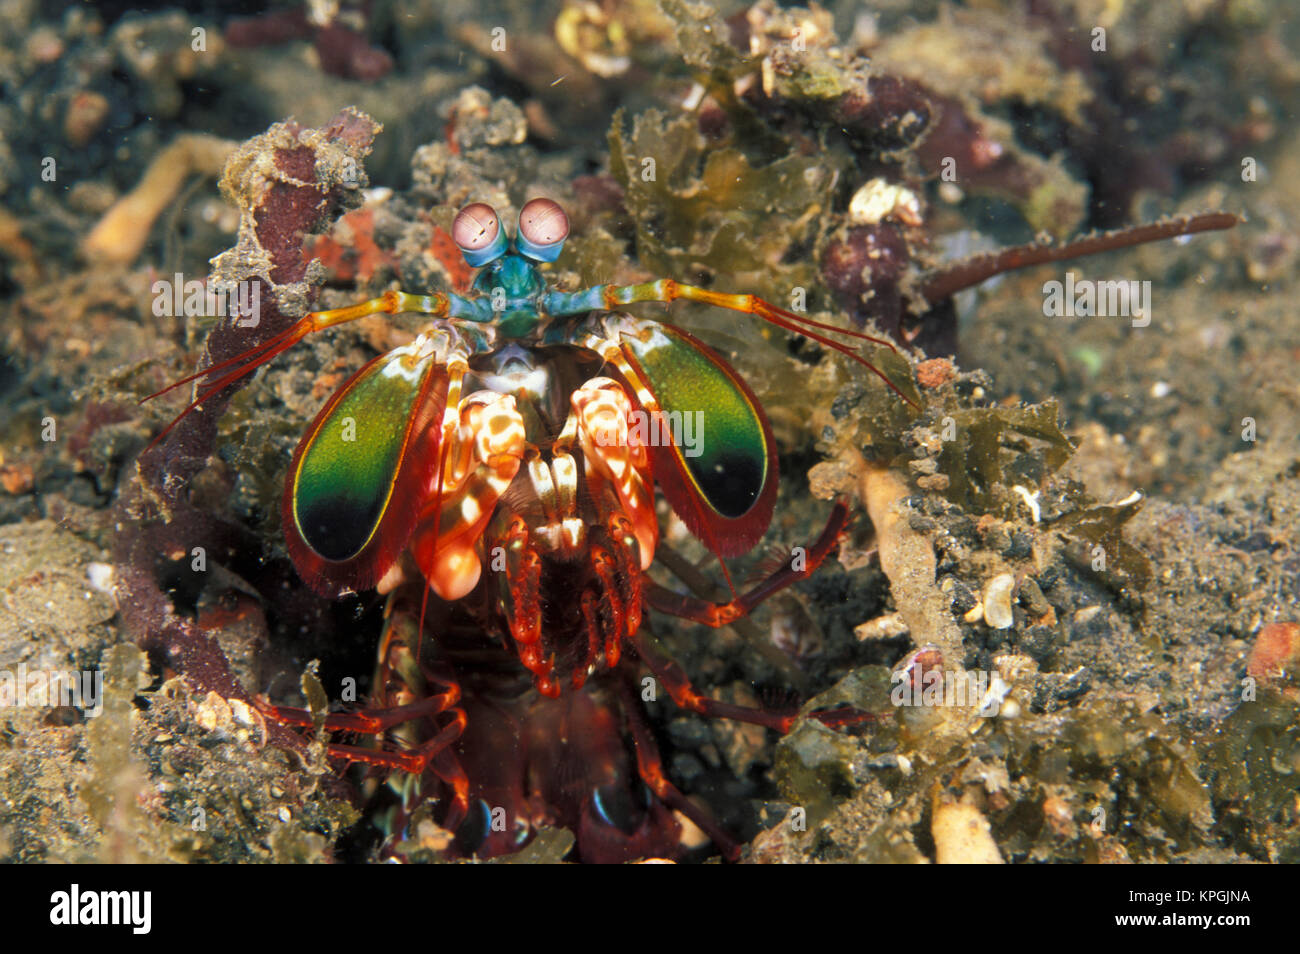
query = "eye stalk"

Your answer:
(515, 198), (570, 263)
(453, 203), (508, 266)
